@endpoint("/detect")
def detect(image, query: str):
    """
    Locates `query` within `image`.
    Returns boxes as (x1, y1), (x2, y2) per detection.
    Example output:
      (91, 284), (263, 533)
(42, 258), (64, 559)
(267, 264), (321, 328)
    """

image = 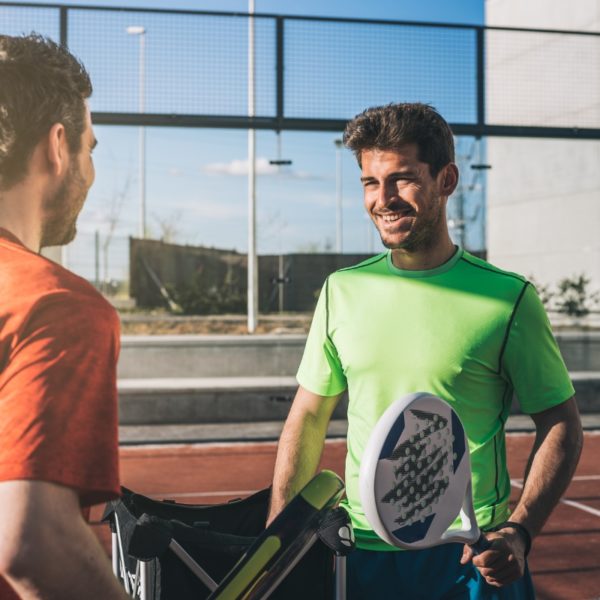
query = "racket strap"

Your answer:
(488, 521), (532, 556)
(317, 507), (355, 556)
